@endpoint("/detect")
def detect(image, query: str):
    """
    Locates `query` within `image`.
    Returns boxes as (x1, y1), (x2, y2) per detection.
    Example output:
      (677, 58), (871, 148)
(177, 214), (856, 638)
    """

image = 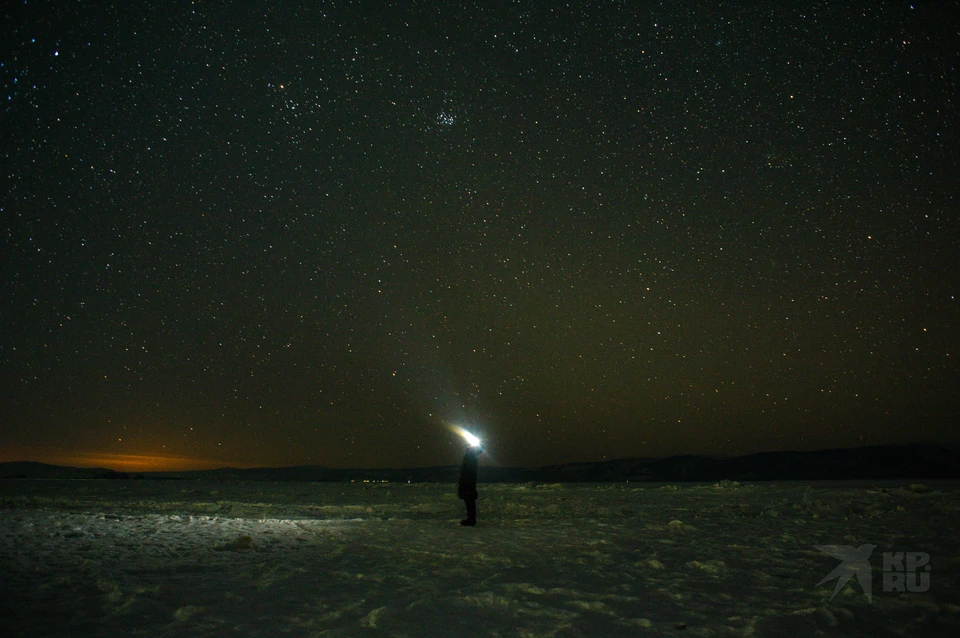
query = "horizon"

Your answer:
(3, 440), (958, 474)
